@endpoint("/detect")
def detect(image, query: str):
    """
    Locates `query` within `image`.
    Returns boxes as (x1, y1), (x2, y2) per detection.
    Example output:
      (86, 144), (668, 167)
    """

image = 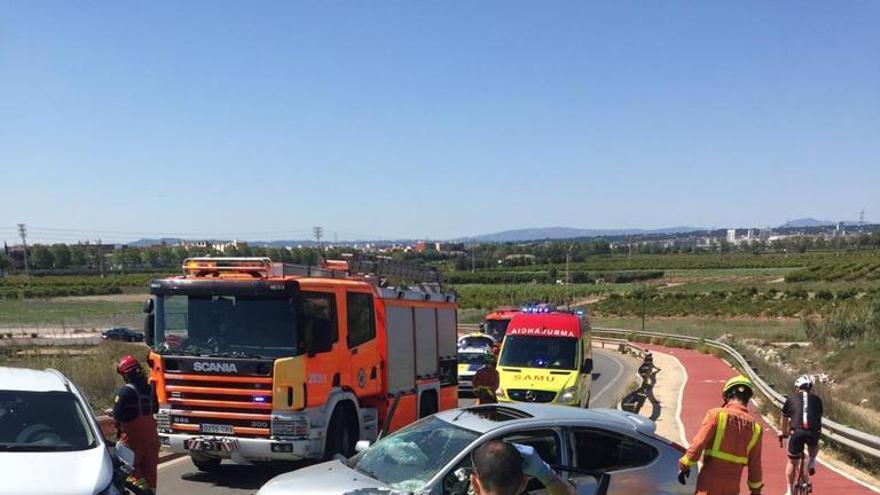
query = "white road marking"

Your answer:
(591, 352), (625, 405)
(672, 352), (690, 447)
(158, 454), (191, 470)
